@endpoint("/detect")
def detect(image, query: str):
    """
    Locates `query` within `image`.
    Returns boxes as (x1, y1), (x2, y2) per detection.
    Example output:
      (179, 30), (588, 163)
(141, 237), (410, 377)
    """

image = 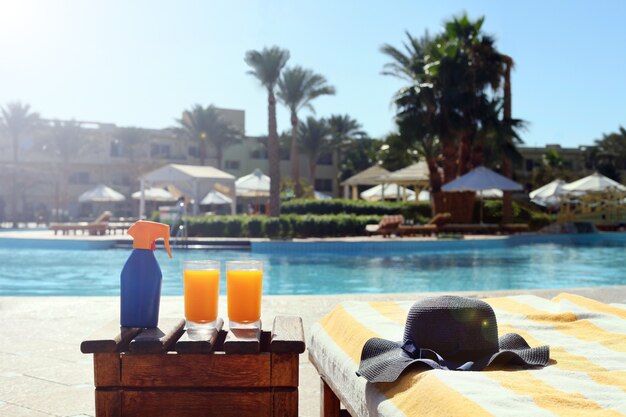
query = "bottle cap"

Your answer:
(127, 220), (172, 258)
